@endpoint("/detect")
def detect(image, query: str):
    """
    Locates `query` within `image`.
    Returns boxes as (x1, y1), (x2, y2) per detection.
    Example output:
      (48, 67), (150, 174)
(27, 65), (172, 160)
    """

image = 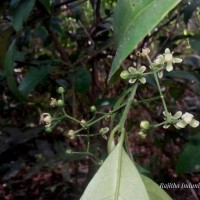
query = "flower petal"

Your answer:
(129, 78), (136, 84)
(174, 111), (182, 119)
(163, 111), (167, 117)
(139, 66), (146, 73)
(182, 112), (194, 124)
(139, 77), (146, 84)
(128, 67), (138, 74)
(176, 120), (187, 128)
(165, 48), (171, 54)
(166, 62), (173, 72)
(158, 71), (163, 78)
(190, 119), (199, 128)
(155, 55), (165, 65)
(163, 124), (170, 129)
(173, 57), (182, 63)
(164, 53), (173, 62)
